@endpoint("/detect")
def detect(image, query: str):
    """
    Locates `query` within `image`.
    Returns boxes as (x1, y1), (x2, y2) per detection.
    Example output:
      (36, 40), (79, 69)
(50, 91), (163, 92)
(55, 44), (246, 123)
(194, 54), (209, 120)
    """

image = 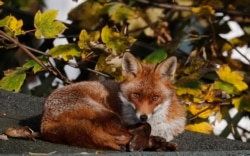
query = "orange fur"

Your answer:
(40, 52), (186, 151)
